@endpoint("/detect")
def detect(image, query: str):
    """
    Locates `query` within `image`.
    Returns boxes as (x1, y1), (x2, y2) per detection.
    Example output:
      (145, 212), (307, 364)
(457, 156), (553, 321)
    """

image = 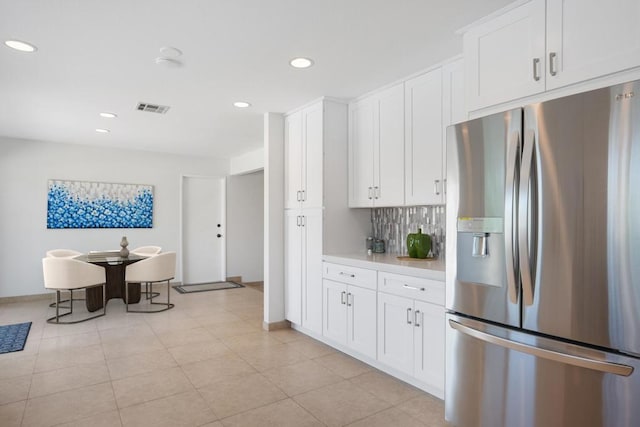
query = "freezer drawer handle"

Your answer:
(449, 320), (633, 377)
(403, 284), (425, 291)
